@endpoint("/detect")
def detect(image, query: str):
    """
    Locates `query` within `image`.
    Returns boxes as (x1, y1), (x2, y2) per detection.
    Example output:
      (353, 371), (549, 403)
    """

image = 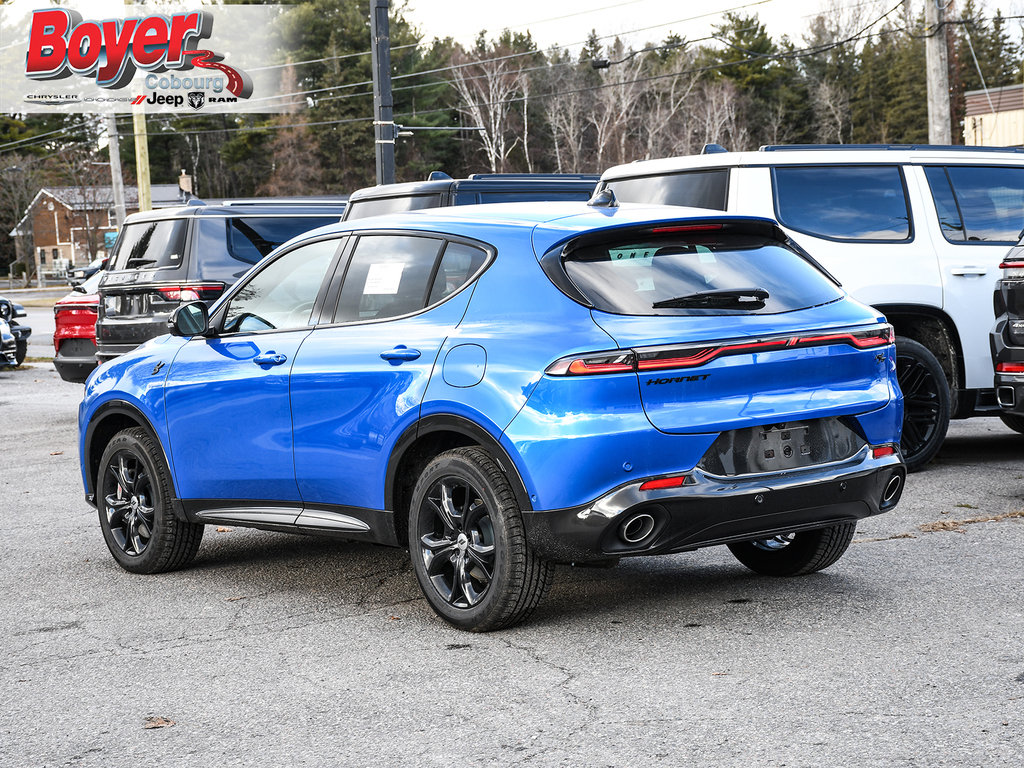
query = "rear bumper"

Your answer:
(521, 448), (905, 563)
(991, 317), (1024, 415)
(54, 338), (98, 383)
